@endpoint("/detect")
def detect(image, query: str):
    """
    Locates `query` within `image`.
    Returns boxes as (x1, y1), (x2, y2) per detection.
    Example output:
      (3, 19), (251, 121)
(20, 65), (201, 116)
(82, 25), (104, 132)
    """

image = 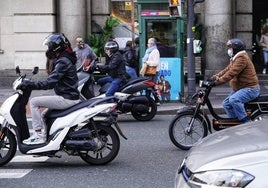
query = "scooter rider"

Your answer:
(211, 38), (260, 123)
(97, 41), (127, 99)
(17, 33), (81, 145)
